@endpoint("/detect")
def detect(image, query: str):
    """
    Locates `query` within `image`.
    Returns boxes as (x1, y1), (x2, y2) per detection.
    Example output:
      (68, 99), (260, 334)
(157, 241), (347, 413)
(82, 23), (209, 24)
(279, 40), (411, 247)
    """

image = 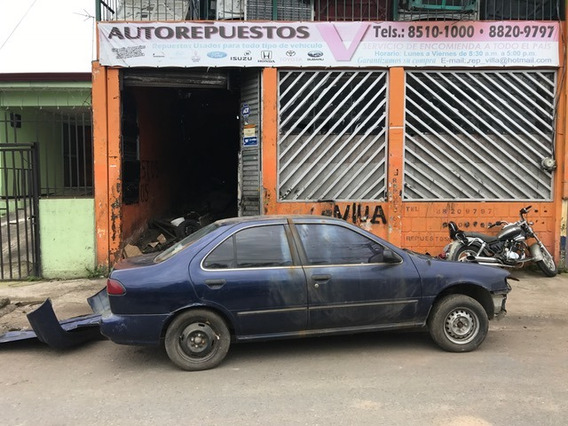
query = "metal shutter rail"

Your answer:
(239, 70), (262, 216)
